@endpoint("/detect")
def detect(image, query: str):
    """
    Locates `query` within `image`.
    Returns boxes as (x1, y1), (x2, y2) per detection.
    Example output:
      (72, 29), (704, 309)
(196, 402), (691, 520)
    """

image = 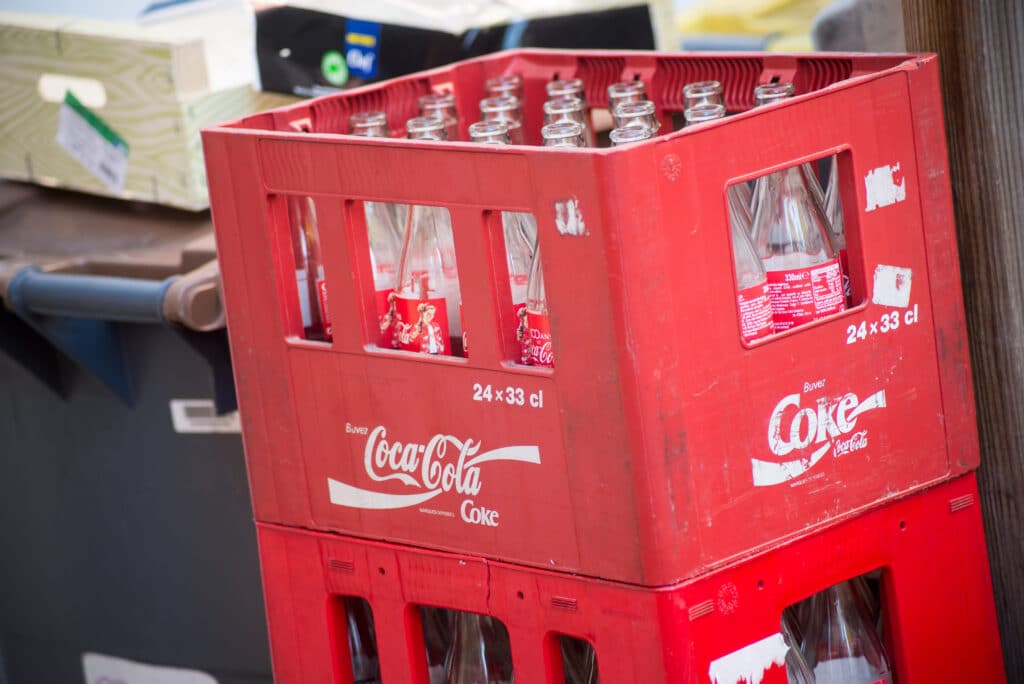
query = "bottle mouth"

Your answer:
(541, 121), (585, 147)
(546, 78), (585, 99)
(683, 80), (723, 97)
(484, 74), (523, 99)
(405, 116), (448, 139)
(349, 111), (388, 133)
(684, 103), (726, 124)
(480, 95), (521, 114)
(610, 126), (653, 146)
(418, 92), (456, 108)
(543, 96), (585, 115)
(607, 80), (646, 99)
(468, 120), (511, 144)
(754, 83), (796, 106)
